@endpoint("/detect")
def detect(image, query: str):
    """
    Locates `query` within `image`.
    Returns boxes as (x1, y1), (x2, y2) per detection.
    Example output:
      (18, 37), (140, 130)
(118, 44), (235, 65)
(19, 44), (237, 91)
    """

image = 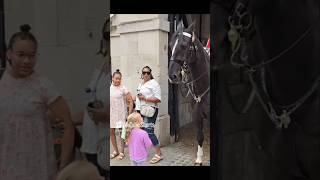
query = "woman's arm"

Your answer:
(138, 95), (161, 103)
(132, 94), (136, 101)
(48, 96), (75, 170)
(147, 96), (161, 103)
